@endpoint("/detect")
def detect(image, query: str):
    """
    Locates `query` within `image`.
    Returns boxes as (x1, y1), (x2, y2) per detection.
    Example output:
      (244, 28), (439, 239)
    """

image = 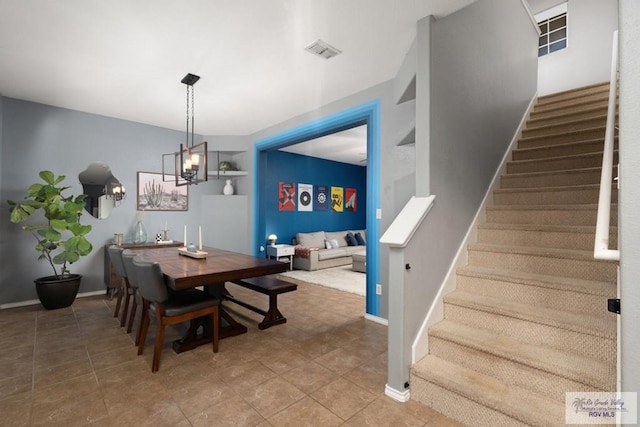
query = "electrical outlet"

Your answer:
(376, 208), (382, 219)
(376, 284), (382, 295)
